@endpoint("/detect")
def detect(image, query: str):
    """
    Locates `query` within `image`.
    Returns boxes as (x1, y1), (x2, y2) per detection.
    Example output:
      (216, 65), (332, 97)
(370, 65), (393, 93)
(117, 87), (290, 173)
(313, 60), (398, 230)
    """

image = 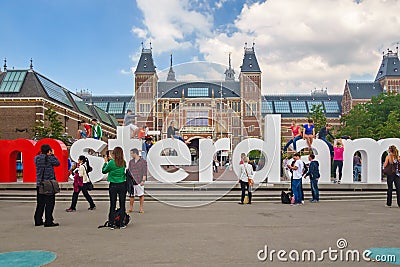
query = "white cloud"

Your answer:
(132, 0), (400, 95)
(133, 0), (213, 55)
(198, 0), (400, 94)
